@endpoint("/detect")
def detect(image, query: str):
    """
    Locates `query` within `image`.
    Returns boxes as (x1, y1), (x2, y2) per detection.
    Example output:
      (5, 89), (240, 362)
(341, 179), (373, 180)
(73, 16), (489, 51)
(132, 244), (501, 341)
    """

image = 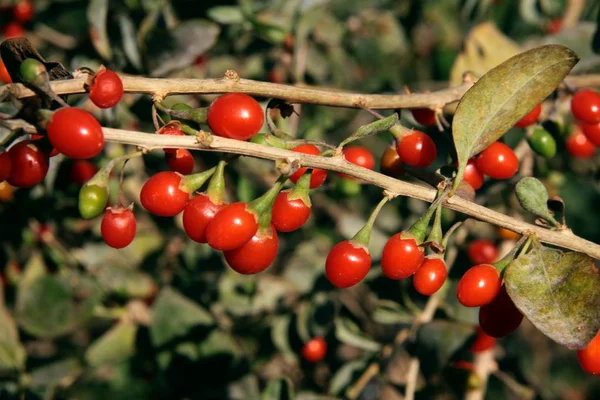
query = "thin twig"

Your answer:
(96, 127), (600, 259)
